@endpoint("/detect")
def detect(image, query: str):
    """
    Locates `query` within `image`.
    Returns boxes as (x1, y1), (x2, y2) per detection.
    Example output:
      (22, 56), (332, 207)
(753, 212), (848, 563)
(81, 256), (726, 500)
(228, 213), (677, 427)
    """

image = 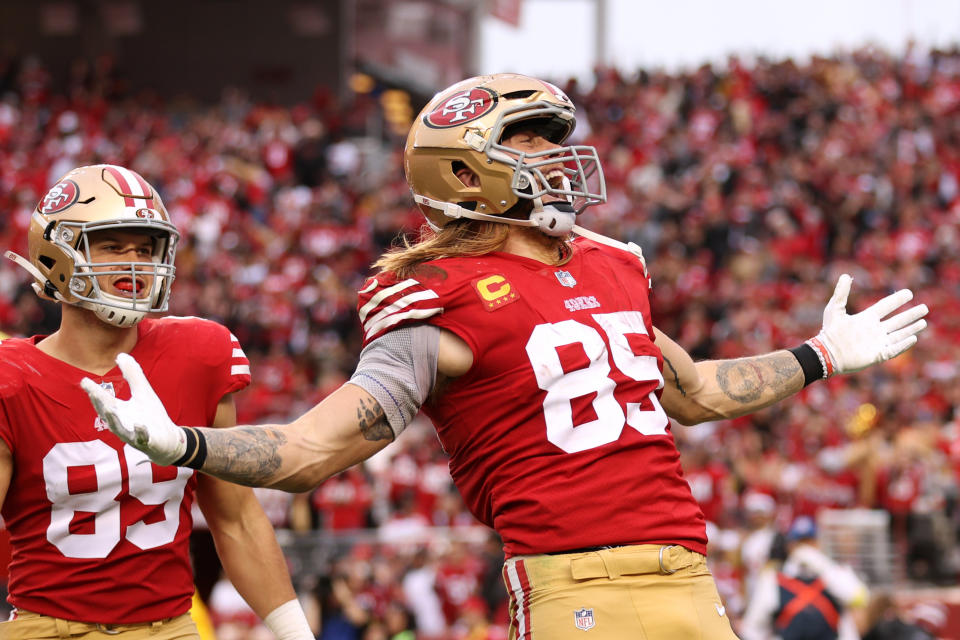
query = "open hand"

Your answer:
(81, 353), (187, 465)
(814, 274), (928, 376)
